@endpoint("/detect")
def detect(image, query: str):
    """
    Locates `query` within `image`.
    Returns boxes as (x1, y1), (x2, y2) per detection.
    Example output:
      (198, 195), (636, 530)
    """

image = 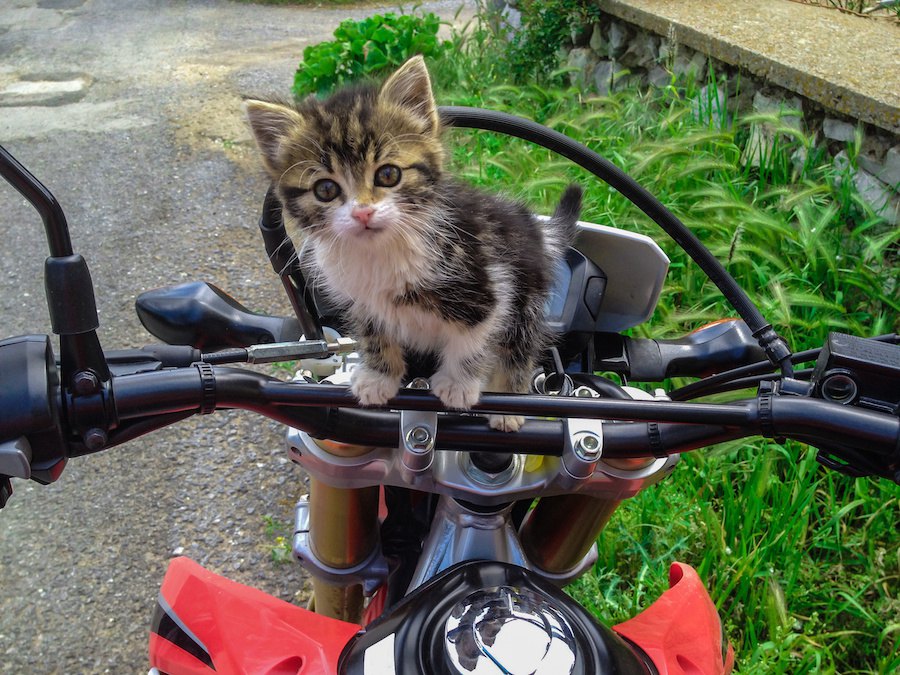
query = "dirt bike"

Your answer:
(1, 106), (897, 675)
